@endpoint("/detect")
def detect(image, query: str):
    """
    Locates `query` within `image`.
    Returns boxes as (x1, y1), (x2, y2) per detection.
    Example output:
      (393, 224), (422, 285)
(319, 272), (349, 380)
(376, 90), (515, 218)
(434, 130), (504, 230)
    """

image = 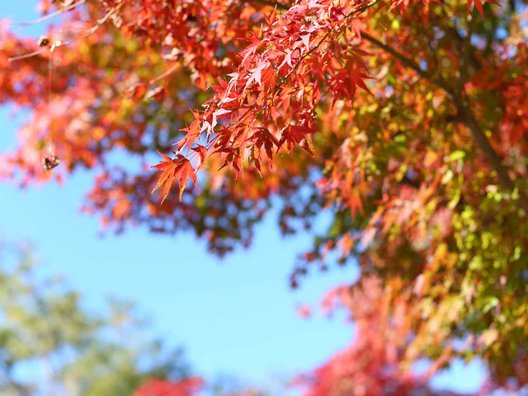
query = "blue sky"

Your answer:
(0, 105), (357, 386)
(1, 2), (486, 393)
